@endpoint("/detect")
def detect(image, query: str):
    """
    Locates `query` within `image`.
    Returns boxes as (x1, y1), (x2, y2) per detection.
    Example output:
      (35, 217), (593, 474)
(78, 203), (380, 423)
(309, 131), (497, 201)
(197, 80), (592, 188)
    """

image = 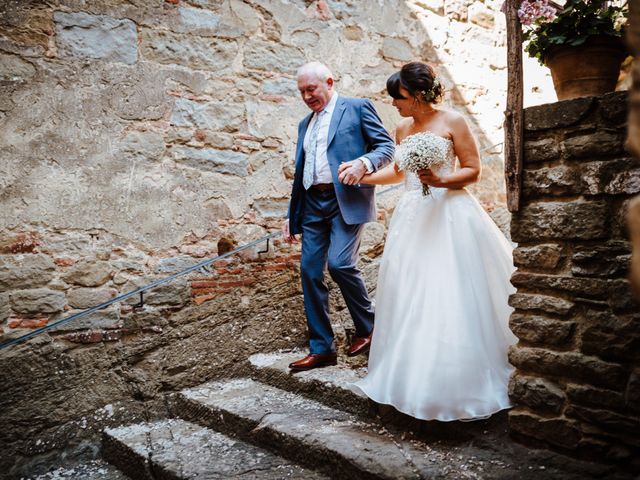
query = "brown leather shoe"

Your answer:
(347, 333), (372, 357)
(288, 352), (337, 371)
